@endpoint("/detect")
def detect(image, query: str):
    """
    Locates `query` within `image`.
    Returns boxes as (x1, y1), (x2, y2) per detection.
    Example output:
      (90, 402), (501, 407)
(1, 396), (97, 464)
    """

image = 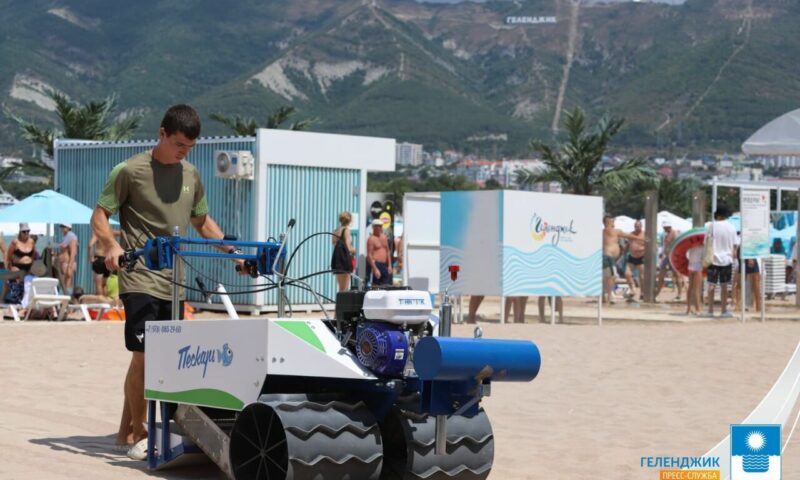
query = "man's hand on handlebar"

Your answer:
(105, 244), (126, 272)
